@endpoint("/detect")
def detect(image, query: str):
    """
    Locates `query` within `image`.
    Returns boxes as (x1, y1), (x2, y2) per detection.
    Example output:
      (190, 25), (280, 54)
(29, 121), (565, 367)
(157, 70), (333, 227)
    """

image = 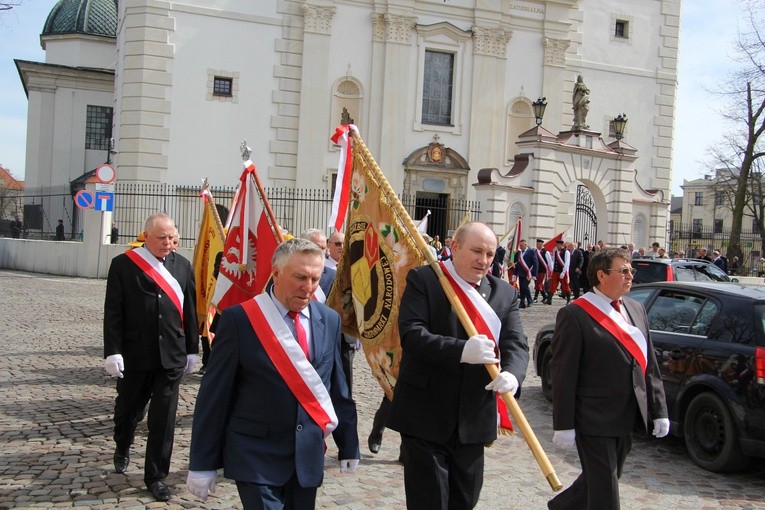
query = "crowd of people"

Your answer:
(101, 213), (669, 509)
